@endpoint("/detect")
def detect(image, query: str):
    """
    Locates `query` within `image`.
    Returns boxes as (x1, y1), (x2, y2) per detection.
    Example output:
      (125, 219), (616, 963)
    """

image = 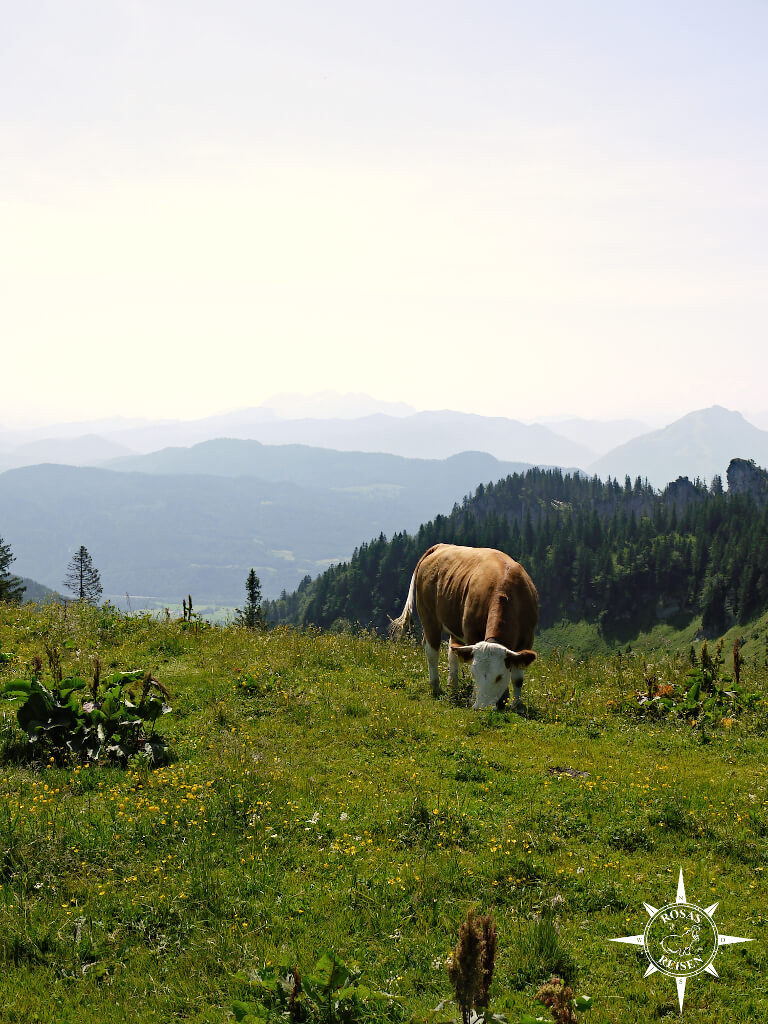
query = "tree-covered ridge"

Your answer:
(263, 460), (768, 640)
